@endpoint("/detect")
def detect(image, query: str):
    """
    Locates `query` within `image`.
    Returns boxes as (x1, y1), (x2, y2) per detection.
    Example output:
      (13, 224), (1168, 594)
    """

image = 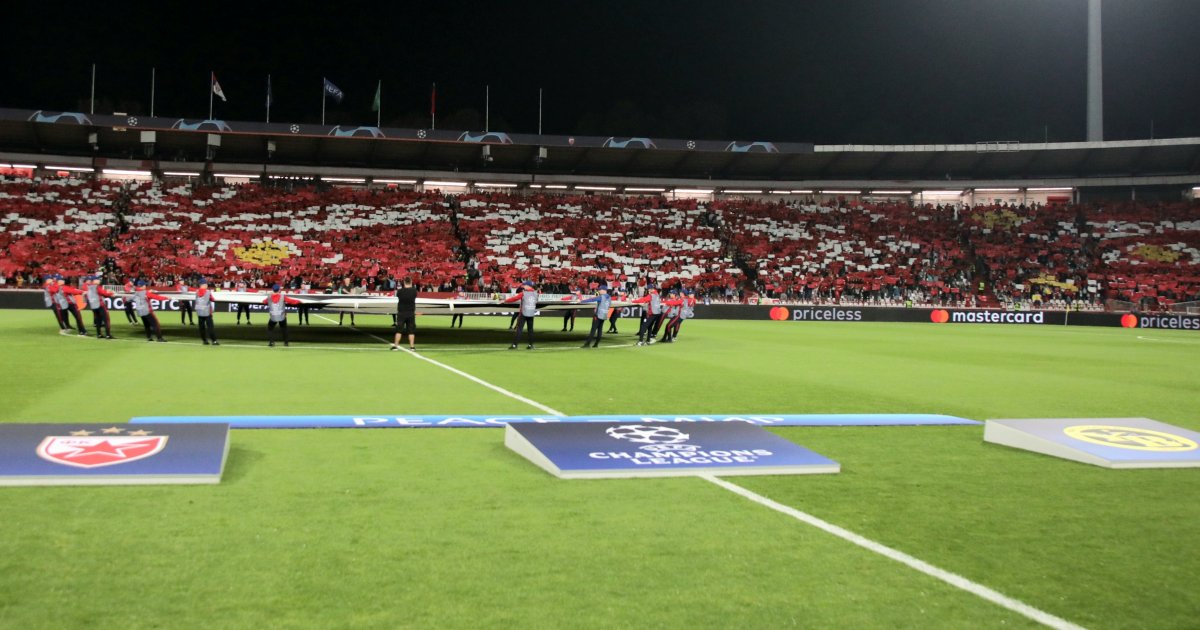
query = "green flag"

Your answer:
(371, 81), (381, 112)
